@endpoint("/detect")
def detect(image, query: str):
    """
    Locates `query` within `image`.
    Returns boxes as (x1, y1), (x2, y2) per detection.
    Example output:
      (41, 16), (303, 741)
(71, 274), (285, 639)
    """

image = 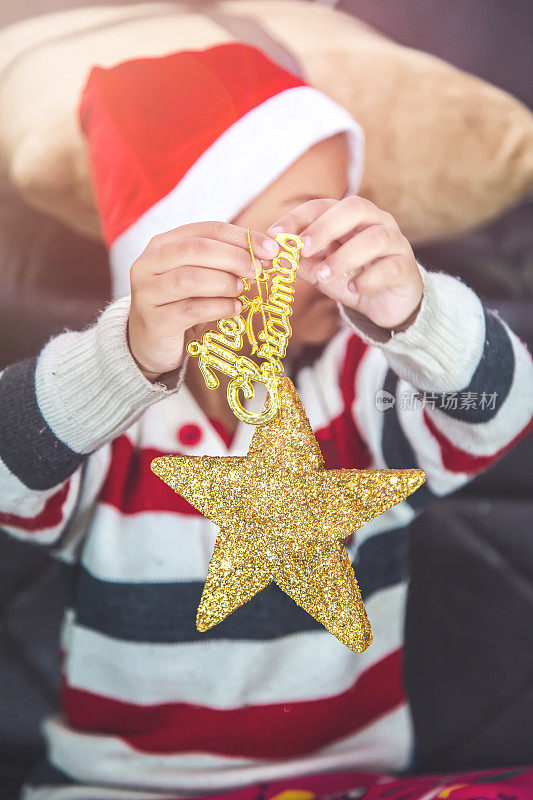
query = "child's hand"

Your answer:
(267, 196), (423, 331)
(128, 222), (279, 381)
